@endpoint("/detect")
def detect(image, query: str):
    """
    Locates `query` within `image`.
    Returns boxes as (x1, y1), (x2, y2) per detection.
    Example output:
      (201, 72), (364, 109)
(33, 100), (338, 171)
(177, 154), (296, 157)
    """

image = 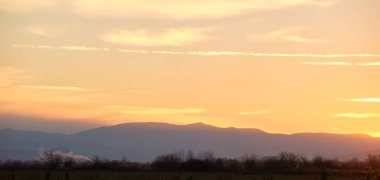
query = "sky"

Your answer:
(0, 0), (379, 136)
